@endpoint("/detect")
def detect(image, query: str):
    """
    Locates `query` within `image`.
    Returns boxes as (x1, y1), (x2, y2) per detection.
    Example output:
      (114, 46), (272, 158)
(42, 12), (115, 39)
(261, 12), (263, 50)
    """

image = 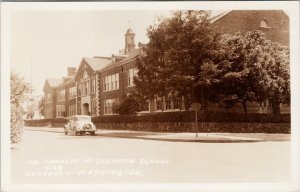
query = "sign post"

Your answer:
(191, 103), (201, 138)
